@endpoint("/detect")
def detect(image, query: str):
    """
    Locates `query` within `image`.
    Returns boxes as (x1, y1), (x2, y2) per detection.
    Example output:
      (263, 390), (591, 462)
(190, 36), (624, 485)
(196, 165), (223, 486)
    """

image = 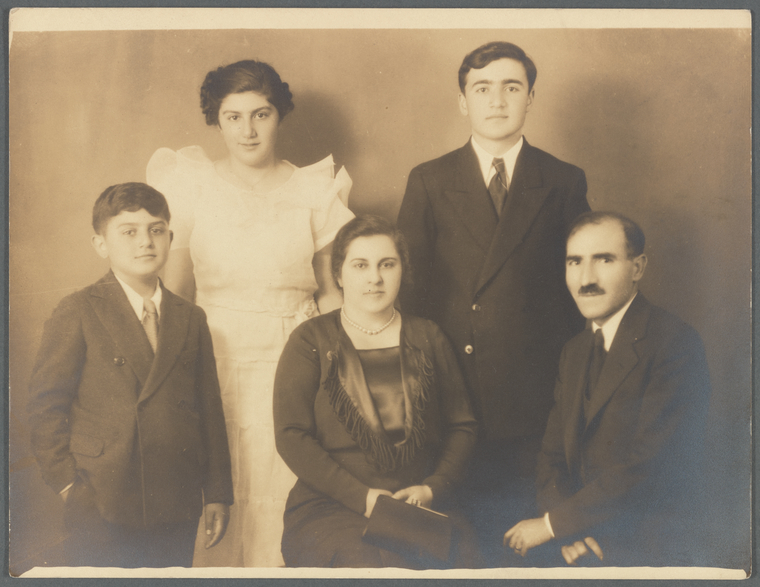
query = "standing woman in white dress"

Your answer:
(146, 60), (354, 567)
